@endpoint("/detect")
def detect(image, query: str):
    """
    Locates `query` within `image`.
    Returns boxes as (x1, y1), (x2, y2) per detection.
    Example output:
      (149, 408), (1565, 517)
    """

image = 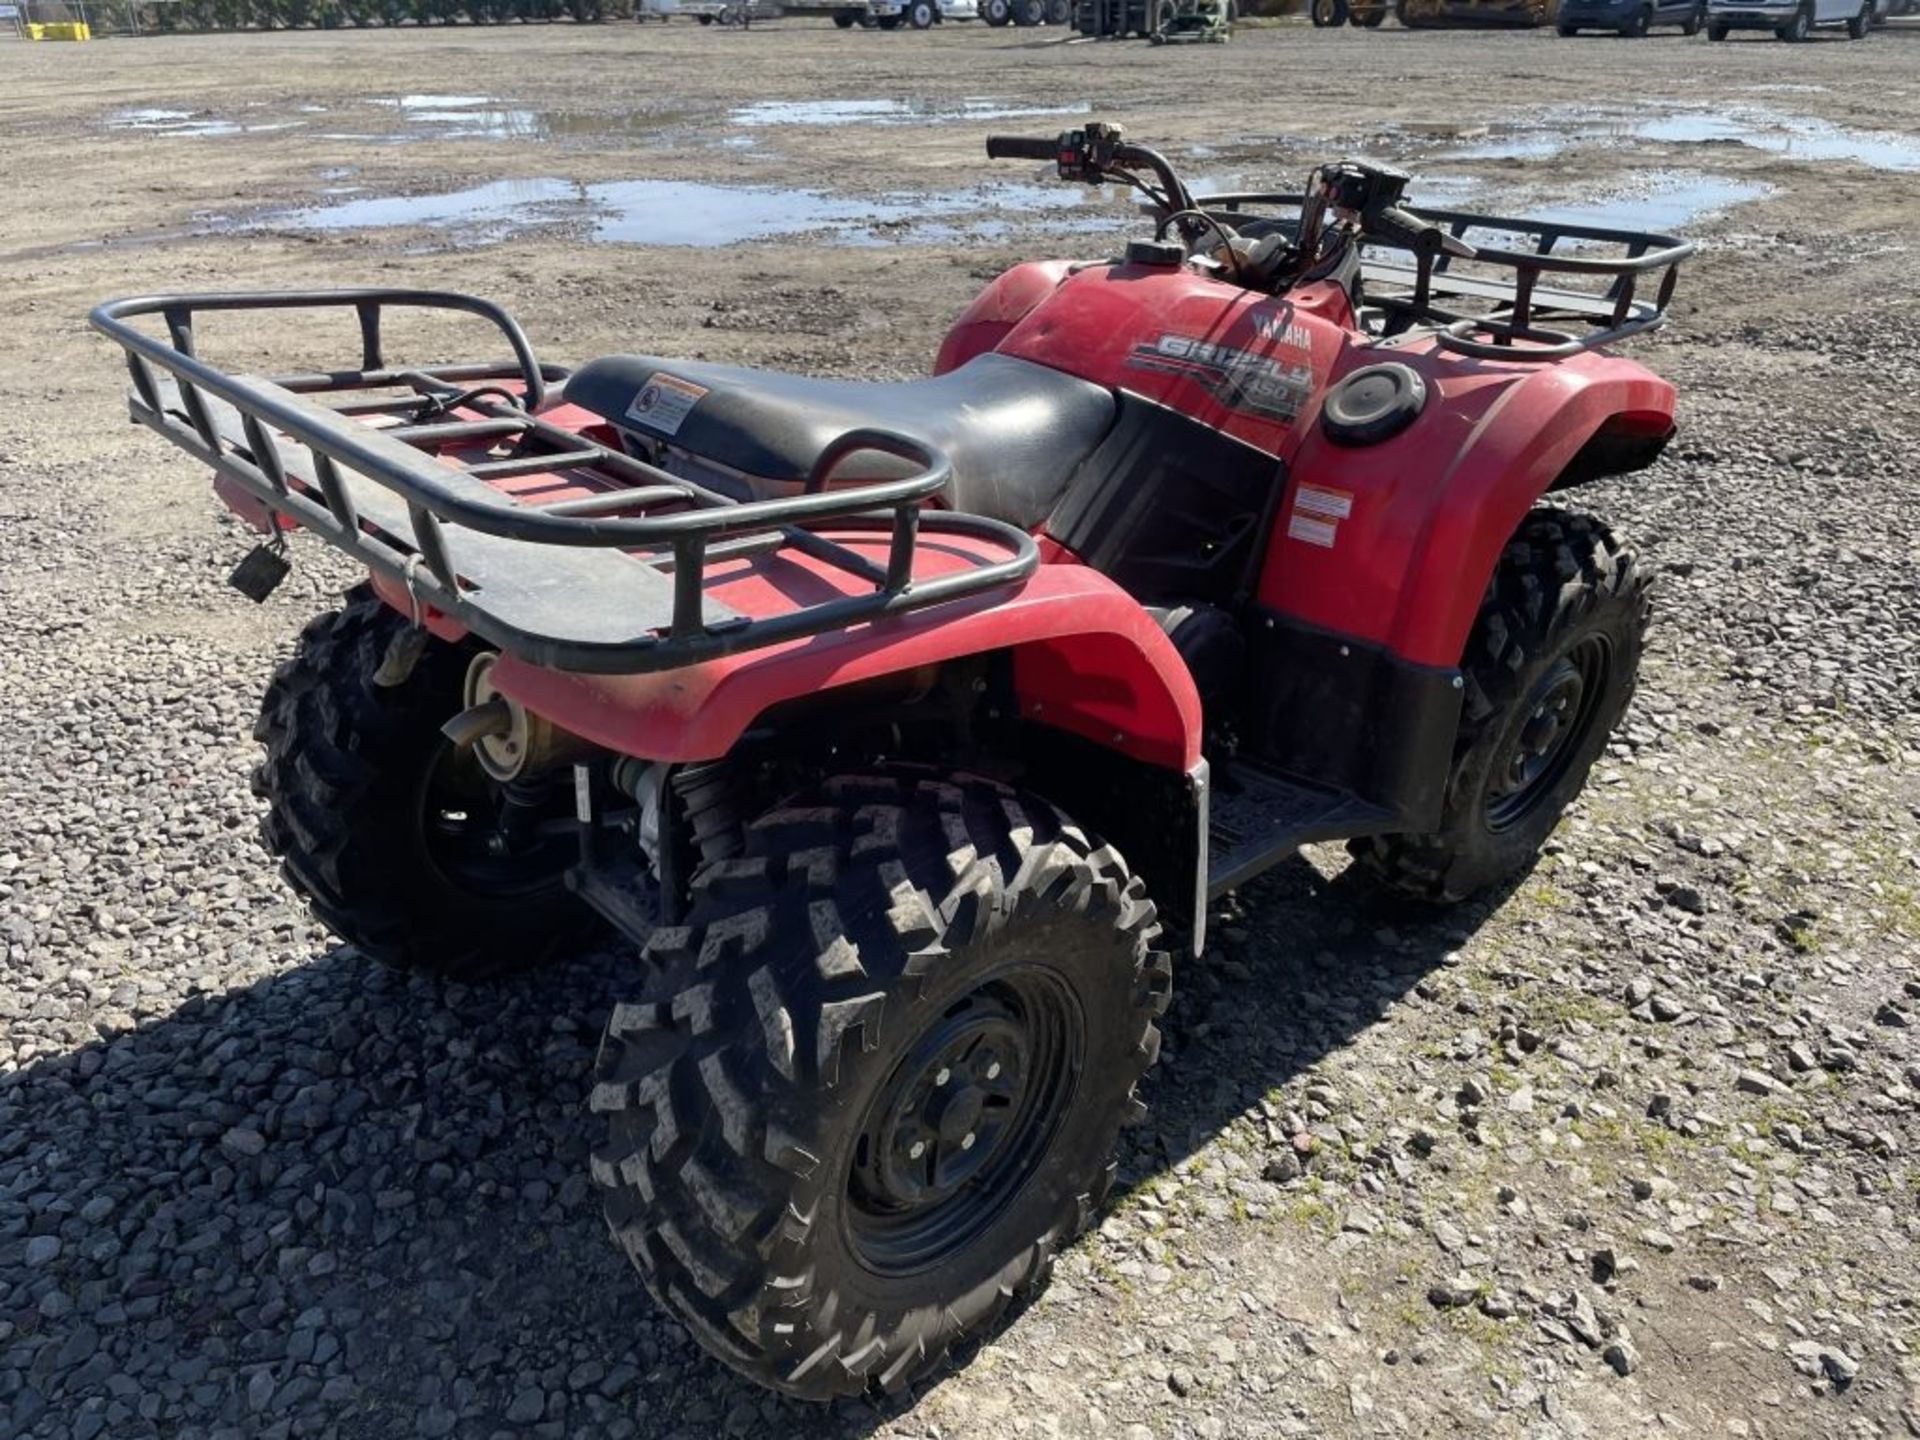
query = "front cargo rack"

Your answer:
(1190, 193), (1694, 361)
(90, 290), (1037, 674)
